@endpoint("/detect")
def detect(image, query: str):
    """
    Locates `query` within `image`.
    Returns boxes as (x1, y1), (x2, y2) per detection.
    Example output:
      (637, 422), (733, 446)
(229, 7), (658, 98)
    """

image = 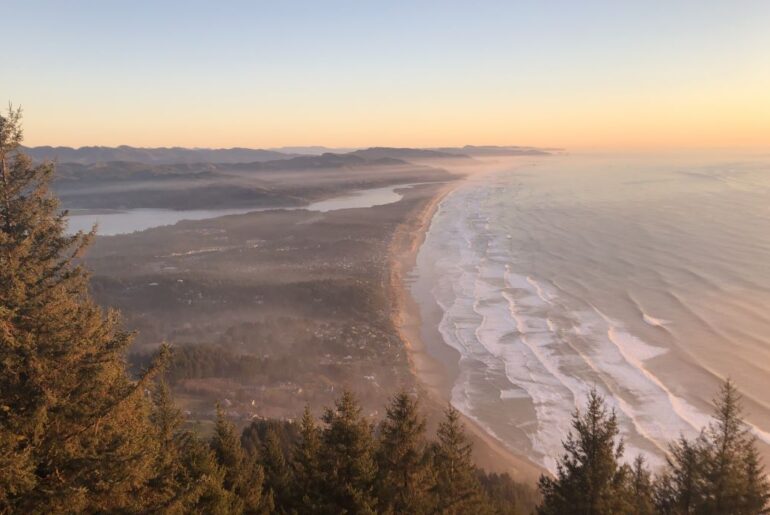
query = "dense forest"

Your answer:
(2, 108), (768, 514)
